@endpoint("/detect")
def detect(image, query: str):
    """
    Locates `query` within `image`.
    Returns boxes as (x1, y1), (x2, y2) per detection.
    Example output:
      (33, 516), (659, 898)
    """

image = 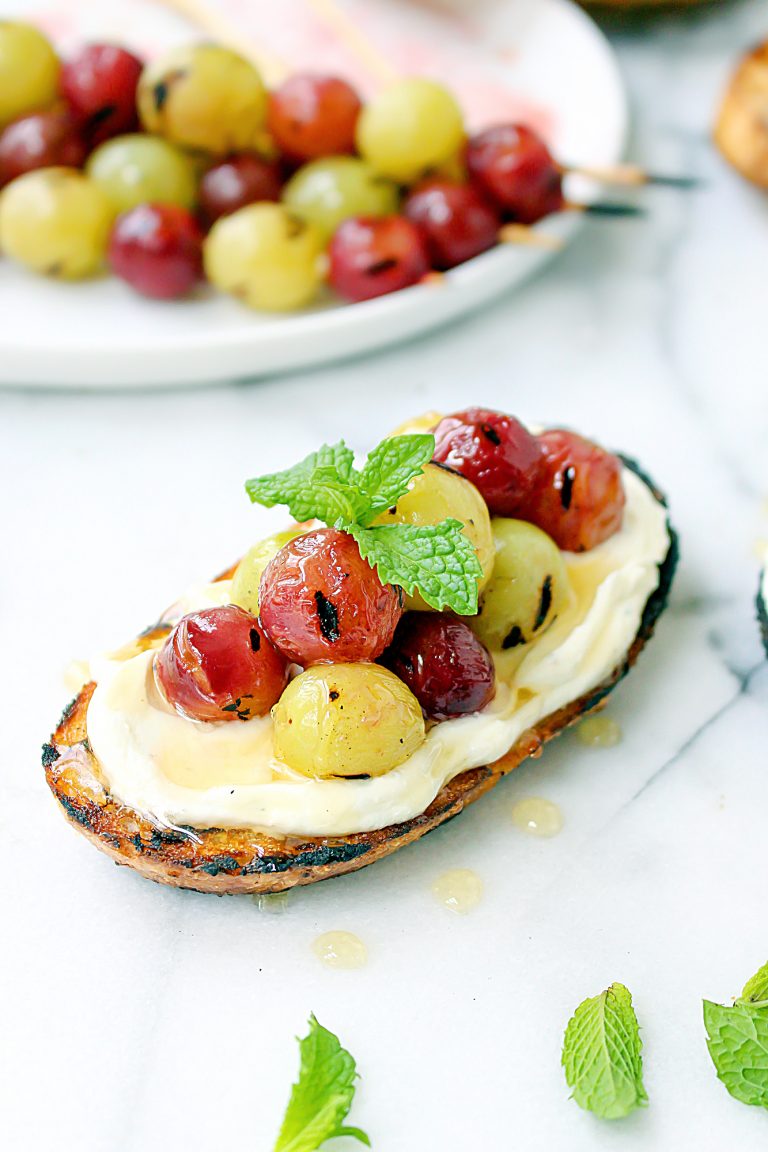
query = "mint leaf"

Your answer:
(357, 433), (435, 524)
(349, 520), (482, 615)
(704, 999), (768, 1109)
(740, 961), (768, 1006)
(273, 1015), (370, 1152)
(562, 982), (648, 1120)
(245, 440), (358, 523)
